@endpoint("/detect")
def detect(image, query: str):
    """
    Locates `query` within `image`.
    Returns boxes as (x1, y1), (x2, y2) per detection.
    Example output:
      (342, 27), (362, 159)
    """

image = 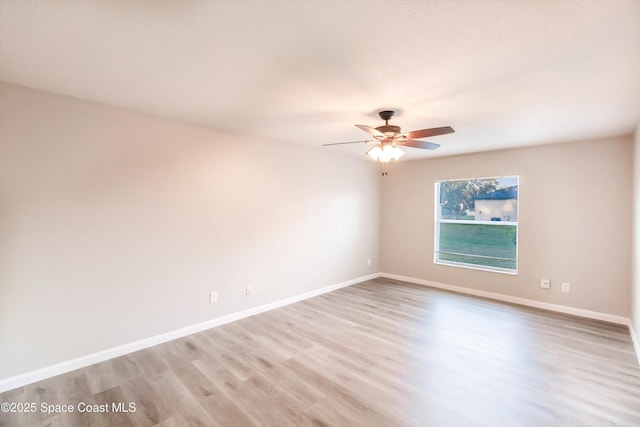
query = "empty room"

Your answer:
(1, 1), (640, 426)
